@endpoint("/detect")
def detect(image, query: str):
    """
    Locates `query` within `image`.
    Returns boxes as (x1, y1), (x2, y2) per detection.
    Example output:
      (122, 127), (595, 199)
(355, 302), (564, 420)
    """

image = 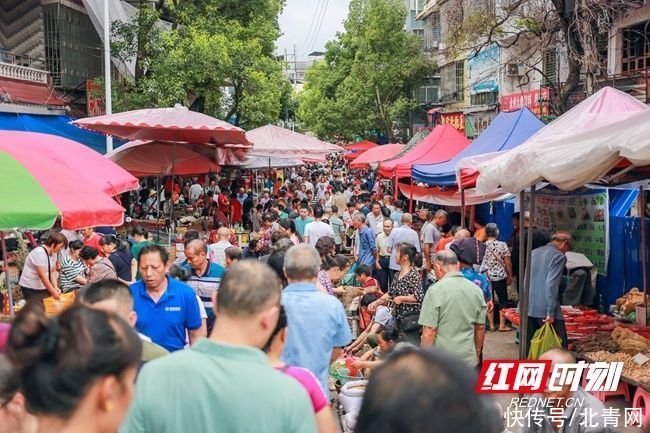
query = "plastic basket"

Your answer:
(337, 368), (364, 385)
(43, 292), (75, 315)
